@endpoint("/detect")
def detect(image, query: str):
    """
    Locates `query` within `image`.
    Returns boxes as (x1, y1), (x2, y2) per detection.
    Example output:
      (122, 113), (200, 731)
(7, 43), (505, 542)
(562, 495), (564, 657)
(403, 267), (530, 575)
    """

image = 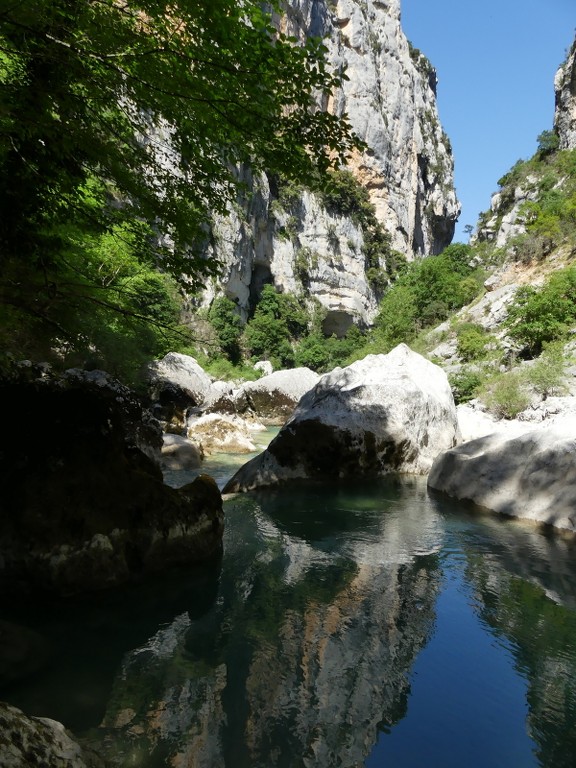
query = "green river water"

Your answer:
(2, 431), (576, 767)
